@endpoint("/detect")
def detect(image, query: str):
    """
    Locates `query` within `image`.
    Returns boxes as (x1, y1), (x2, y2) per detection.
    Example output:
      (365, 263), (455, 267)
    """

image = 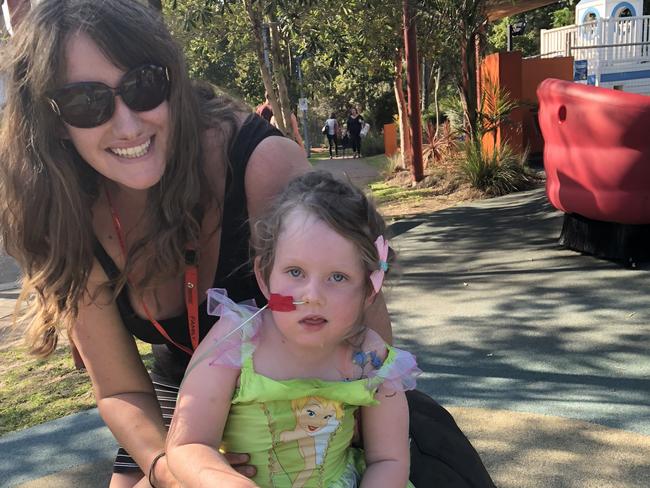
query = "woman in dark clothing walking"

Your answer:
(346, 107), (364, 158)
